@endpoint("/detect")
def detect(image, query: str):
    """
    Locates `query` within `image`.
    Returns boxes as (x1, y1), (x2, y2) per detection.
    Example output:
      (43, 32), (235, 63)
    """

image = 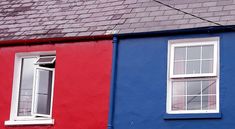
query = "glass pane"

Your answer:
(172, 81), (186, 96)
(202, 45), (213, 59)
(187, 46), (201, 60)
(187, 81), (201, 95)
(172, 96), (186, 111)
(202, 95), (216, 110)
(18, 102), (31, 115)
(36, 57), (55, 64)
(173, 61), (185, 75)
(35, 69), (53, 115)
(187, 96), (201, 110)
(18, 58), (37, 116)
(202, 80), (216, 95)
(202, 60), (213, 73)
(37, 94), (51, 115)
(186, 60), (200, 74)
(174, 47), (186, 61)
